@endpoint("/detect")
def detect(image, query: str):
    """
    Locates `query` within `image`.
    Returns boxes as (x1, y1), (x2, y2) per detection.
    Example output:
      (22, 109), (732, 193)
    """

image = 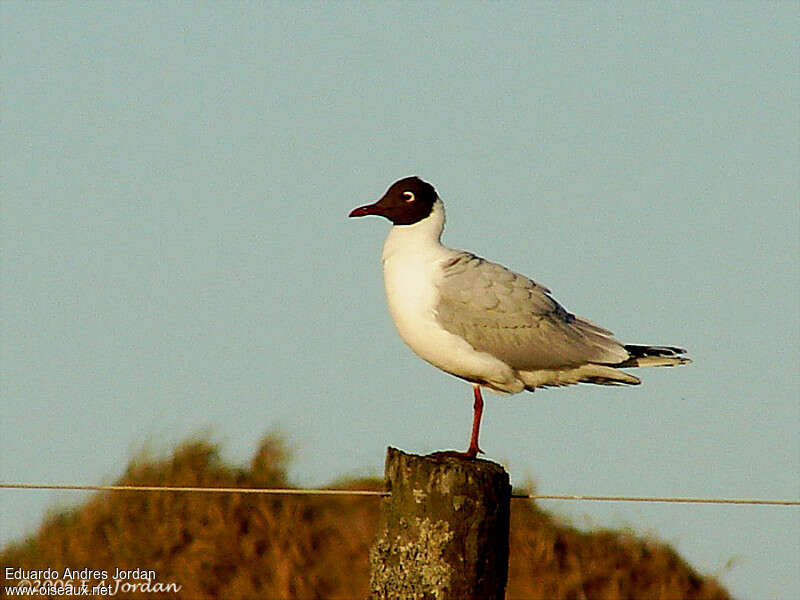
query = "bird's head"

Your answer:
(349, 176), (438, 225)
